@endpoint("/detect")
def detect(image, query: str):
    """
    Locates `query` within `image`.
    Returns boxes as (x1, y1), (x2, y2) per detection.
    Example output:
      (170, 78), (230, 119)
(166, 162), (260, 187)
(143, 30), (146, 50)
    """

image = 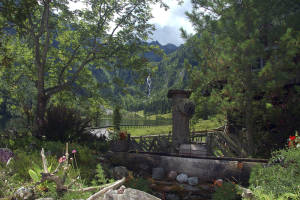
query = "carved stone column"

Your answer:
(167, 90), (195, 152)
